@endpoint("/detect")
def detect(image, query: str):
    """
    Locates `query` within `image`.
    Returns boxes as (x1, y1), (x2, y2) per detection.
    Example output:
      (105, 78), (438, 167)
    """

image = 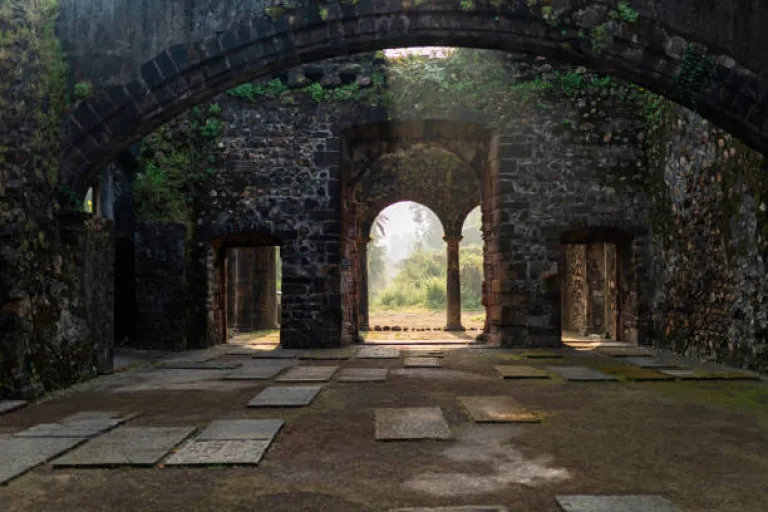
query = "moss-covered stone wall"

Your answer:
(0, 0), (113, 398)
(646, 102), (768, 372)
